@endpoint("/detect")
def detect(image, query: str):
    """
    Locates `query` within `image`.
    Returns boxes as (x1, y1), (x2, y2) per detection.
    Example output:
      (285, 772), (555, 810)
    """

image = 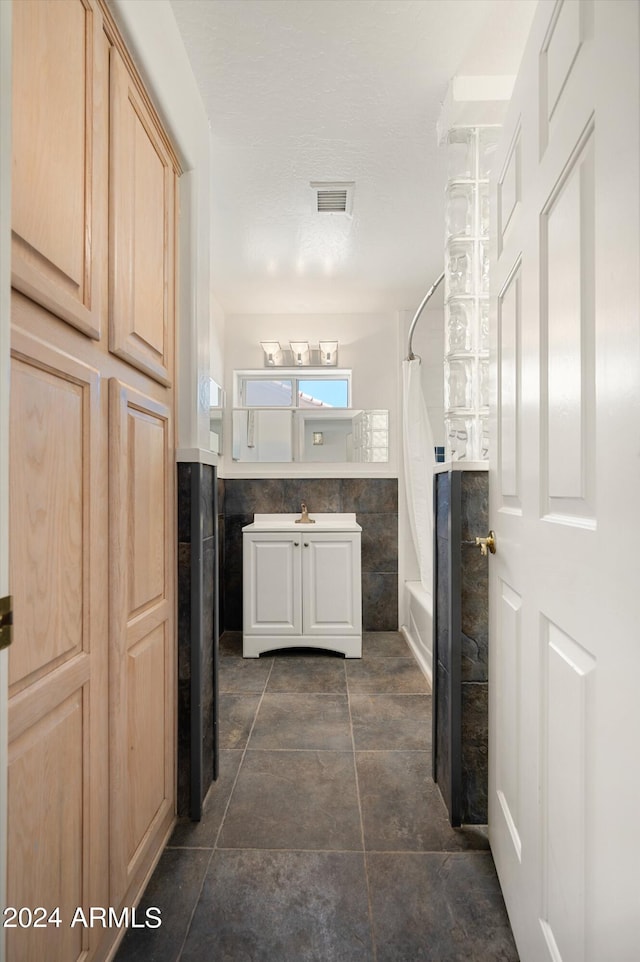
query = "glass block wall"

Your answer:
(352, 410), (389, 462)
(444, 127), (499, 461)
